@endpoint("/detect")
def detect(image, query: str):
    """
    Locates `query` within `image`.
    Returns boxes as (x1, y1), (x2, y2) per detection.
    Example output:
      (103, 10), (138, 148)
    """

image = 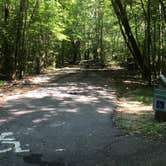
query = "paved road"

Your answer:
(0, 68), (166, 166)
